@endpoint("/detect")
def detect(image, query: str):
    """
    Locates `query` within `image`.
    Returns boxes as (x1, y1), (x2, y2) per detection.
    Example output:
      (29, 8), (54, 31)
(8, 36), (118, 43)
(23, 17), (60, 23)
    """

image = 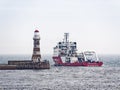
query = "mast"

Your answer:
(64, 33), (70, 57)
(64, 33), (69, 43)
